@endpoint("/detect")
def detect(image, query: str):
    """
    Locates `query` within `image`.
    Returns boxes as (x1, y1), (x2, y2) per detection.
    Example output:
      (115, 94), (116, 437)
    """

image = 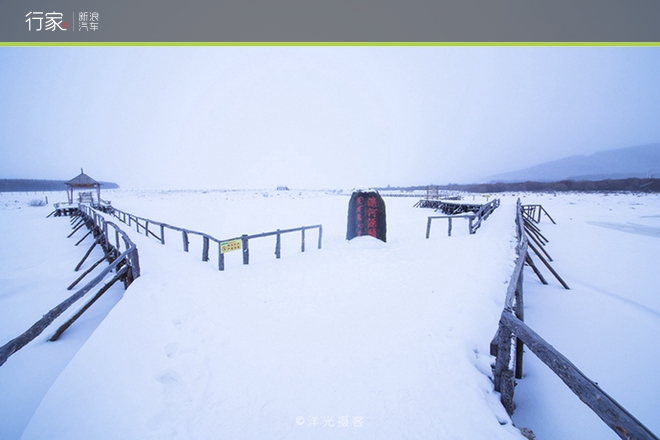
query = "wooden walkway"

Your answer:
(414, 198), (485, 214)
